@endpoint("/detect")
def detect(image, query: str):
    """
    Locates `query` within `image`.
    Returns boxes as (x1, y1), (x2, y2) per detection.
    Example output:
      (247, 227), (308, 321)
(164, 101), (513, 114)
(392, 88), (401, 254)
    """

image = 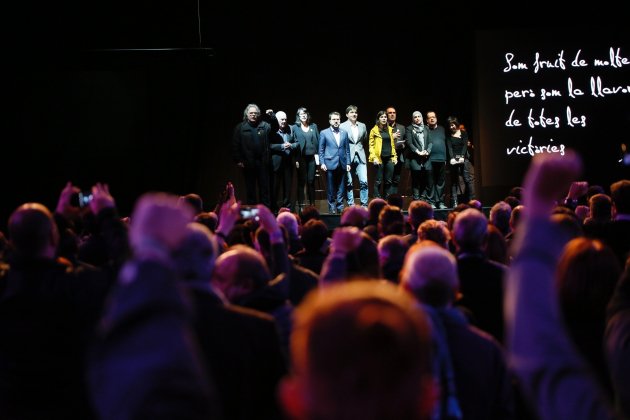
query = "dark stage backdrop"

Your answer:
(4, 2), (628, 230)
(5, 5), (476, 229)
